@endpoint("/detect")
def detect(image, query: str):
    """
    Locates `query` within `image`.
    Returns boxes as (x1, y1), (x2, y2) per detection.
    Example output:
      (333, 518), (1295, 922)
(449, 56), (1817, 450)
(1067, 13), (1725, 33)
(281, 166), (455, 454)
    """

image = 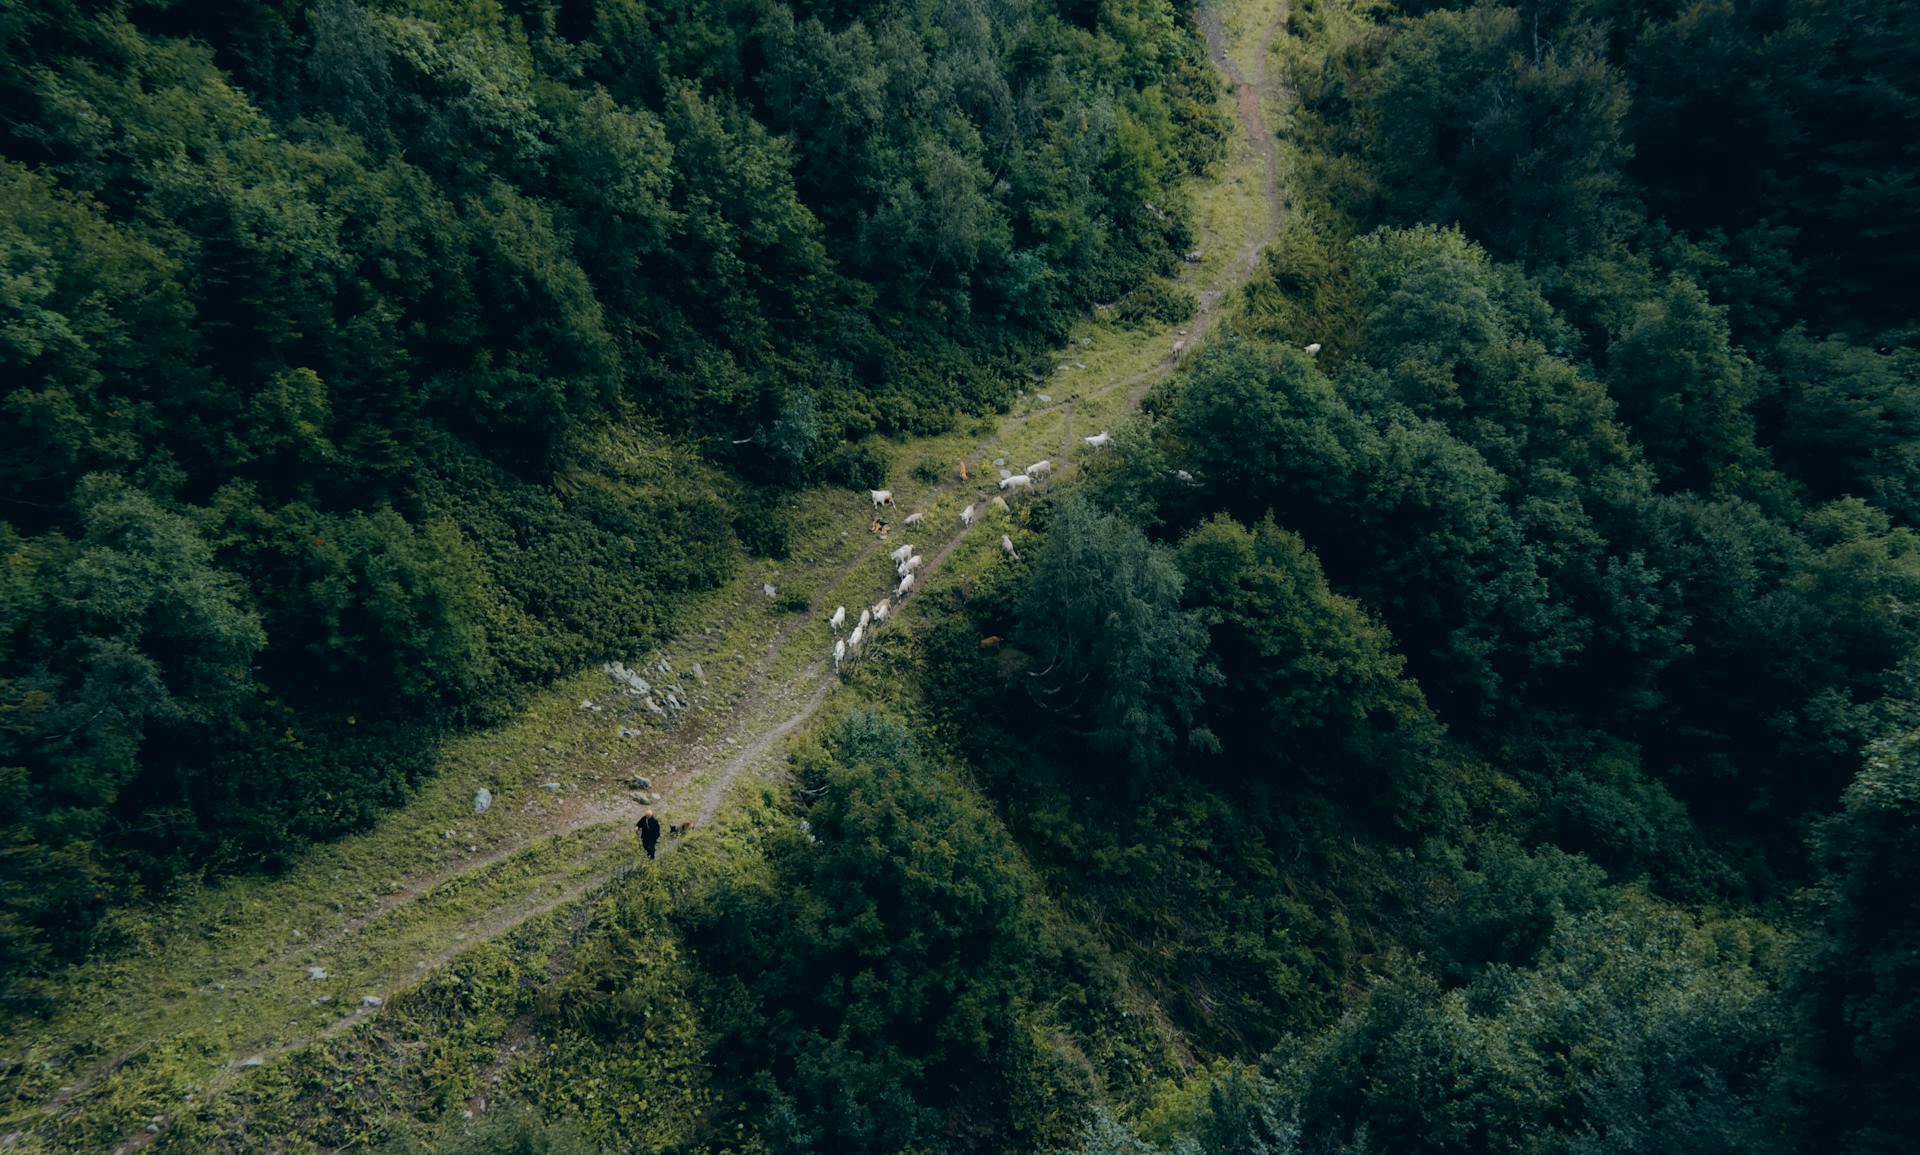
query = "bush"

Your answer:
(827, 440), (890, 491)
(1114, 278), (1198, 328)
(733, 489), (793, 560)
